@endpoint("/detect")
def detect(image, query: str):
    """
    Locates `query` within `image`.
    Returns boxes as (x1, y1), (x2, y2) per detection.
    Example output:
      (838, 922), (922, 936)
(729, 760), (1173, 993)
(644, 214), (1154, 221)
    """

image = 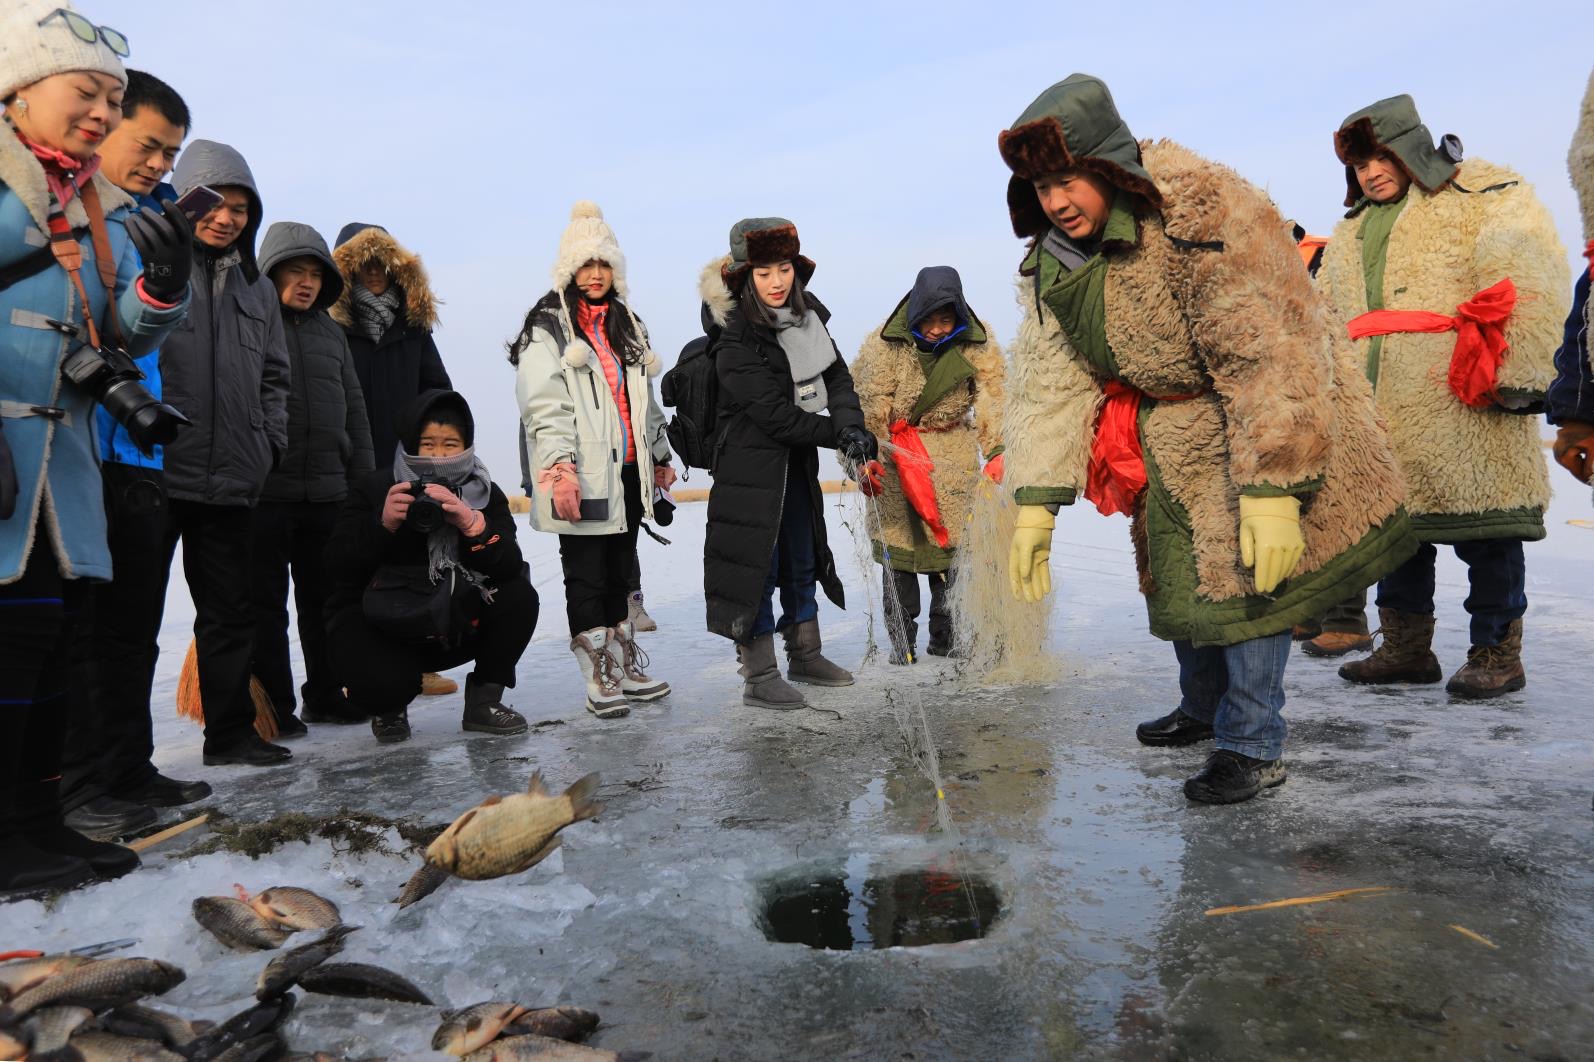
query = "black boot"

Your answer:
(372, 710), (412, 745)
(62, 795), (158, 840)
(1183, 750), (1287, 805)
(925, 570), (957, 657)
(0, 833), (93, 900)
(461, 675), (528, 735)
(882, 567), (920, 666)
(202, 733), (292, 767)
(18, 778), (139, 879)
(302, 692), (370, 725)
(273, 713), (309, 740)
(113, 772), (212, 808)
(1135, 708), (1215, 747)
